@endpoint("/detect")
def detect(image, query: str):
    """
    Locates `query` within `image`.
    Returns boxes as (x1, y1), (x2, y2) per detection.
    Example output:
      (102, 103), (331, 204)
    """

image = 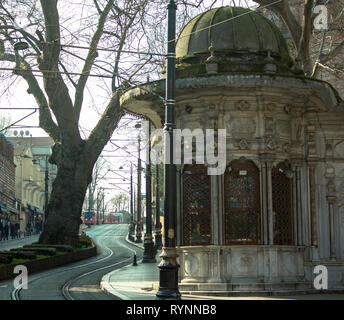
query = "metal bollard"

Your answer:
(133, 253), (138, 266)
